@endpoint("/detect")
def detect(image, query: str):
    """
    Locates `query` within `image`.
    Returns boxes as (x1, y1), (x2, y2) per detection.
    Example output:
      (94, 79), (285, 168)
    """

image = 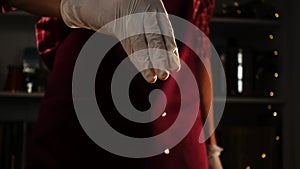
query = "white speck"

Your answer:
(164, 149), (170, 154)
